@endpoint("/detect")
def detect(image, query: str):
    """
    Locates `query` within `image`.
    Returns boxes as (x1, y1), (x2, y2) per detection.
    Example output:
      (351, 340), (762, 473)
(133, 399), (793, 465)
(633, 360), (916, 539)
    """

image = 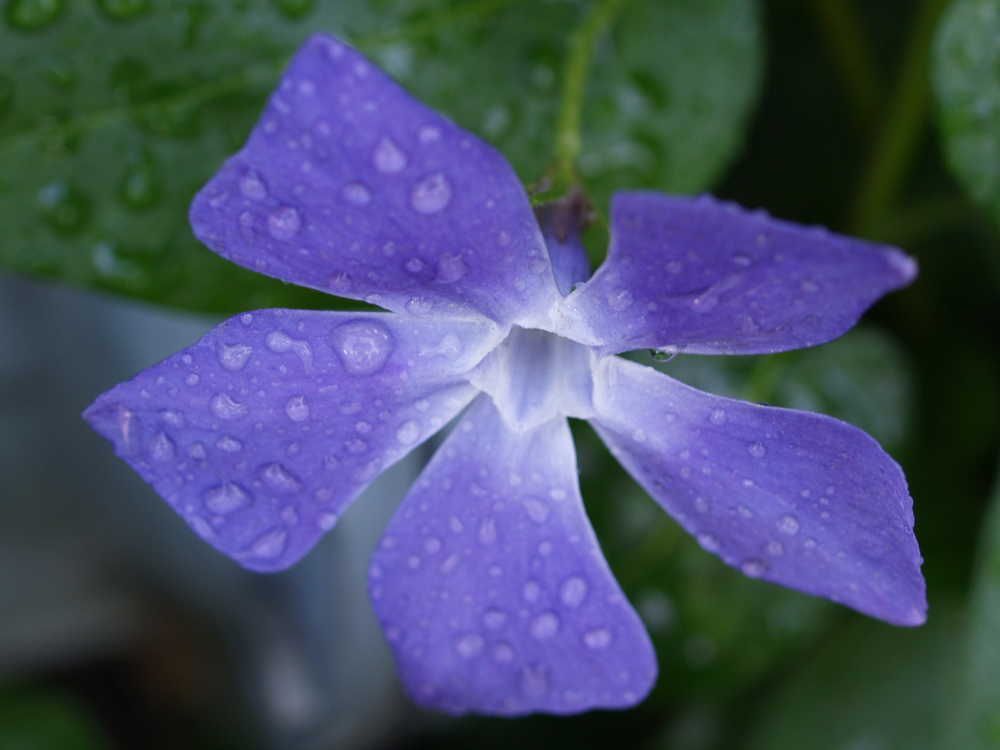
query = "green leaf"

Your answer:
(1, 0), (761, 311)
(741, 600), (962, 750)
(932, 0), (1000, 225)
(0, 684), (110, 750)
(942, 454), (1000, 749)
(581, 0), (762, 206)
